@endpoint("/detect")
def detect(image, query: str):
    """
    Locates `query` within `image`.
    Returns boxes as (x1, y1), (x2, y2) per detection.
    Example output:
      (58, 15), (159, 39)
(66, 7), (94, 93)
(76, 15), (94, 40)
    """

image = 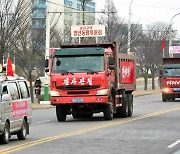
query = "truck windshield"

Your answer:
(164, 68), (180, 77)
(52, 56), (104, 73)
